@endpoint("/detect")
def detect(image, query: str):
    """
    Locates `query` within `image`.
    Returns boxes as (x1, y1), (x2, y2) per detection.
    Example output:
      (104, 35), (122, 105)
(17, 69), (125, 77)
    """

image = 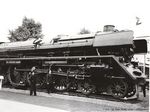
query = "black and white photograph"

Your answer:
(0, 0), (149, 112)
